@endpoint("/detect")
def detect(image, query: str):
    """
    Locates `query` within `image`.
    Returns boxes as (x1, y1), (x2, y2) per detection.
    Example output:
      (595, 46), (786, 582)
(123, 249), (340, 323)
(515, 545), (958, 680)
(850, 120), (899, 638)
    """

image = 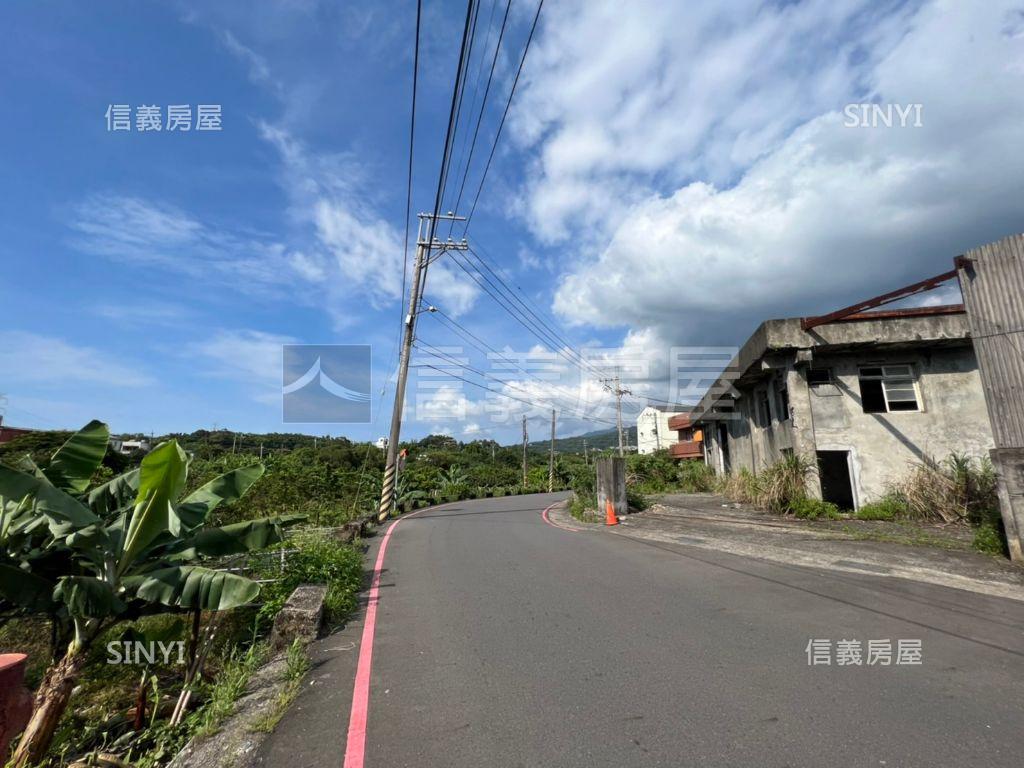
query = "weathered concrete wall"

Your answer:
(806, 346), (993, 504)
(701, 344), (993, 508)
(595, 457), (627, 517)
